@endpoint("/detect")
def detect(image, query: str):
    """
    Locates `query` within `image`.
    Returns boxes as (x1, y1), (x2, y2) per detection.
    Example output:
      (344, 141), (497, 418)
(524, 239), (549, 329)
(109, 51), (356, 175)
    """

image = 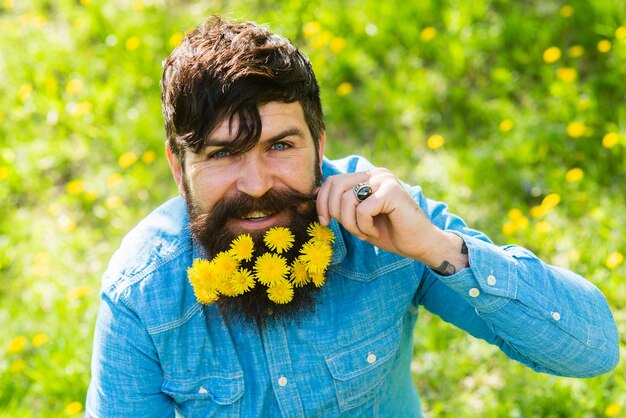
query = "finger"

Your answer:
(325, 173), (369, 223)
(316, 181), (331, 225)
(339, 188), (367, 240)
